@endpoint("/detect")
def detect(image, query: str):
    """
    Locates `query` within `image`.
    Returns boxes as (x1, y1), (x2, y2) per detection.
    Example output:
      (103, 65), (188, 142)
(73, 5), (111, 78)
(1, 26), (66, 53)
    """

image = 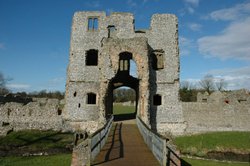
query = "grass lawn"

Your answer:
(0, 130), (73, 151)
(174, 132), (250, 157)
(182, 157), (249, 166)
(113, 104), (135, 115)
(0, 154), (72, 166)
